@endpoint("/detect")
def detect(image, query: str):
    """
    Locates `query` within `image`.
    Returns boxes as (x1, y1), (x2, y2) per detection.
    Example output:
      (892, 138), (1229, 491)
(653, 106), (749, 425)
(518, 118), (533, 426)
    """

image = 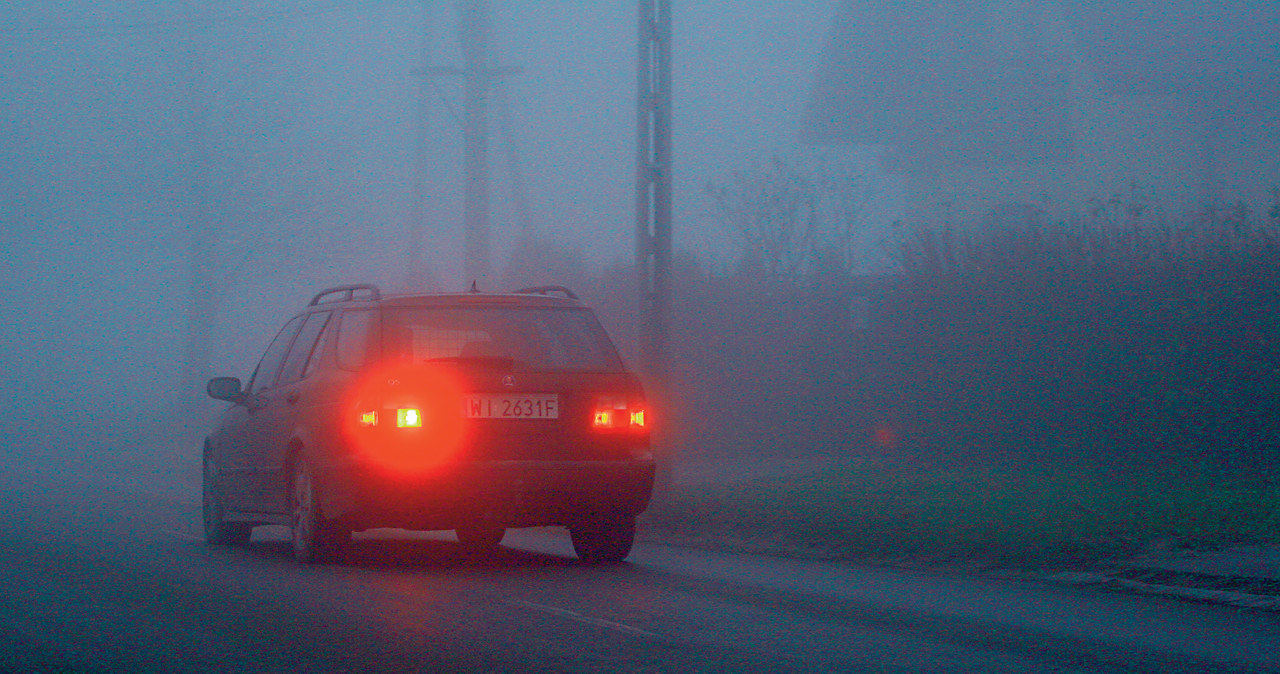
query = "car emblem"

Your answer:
(501, 375), (516, 388)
